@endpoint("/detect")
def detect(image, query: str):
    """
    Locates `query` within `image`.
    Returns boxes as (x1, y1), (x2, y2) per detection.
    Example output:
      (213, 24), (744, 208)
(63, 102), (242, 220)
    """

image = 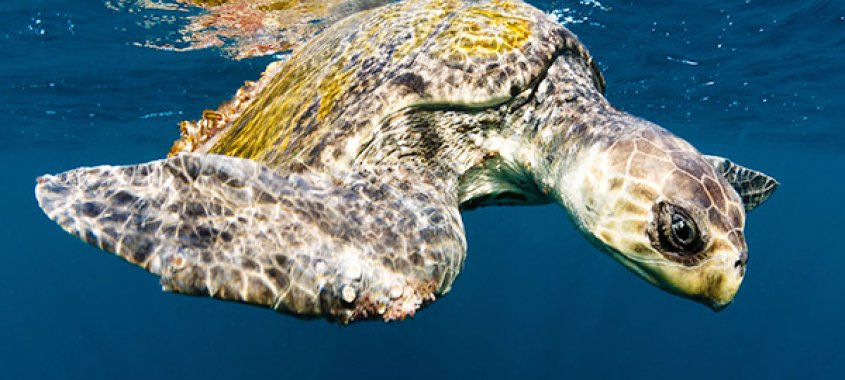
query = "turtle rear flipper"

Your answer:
(35, 154), (466, 323)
